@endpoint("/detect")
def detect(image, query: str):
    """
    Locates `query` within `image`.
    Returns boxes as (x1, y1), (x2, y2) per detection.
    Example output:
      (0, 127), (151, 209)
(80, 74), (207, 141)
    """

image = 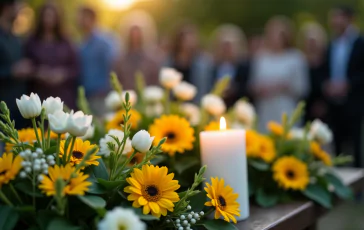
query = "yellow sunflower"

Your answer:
(273, 156), (309, 191)
(6, 128), (40, 152)
(204, 177), (240, 224)
(246, 130), (261, 158)
(47, 131), (66, 140)
(267, 121), (284, 136)
(124, 165), (180, 218)
(0, 153), (23, 187)
(258, 135), (276, 163)
(59, 138), (100, 167)
(204, 121), (220, 131)
(106, 110), (141, 131)
(39, 164), (91, 196)
(149, 115), (195, 156)
(310, 142), (332, 166)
